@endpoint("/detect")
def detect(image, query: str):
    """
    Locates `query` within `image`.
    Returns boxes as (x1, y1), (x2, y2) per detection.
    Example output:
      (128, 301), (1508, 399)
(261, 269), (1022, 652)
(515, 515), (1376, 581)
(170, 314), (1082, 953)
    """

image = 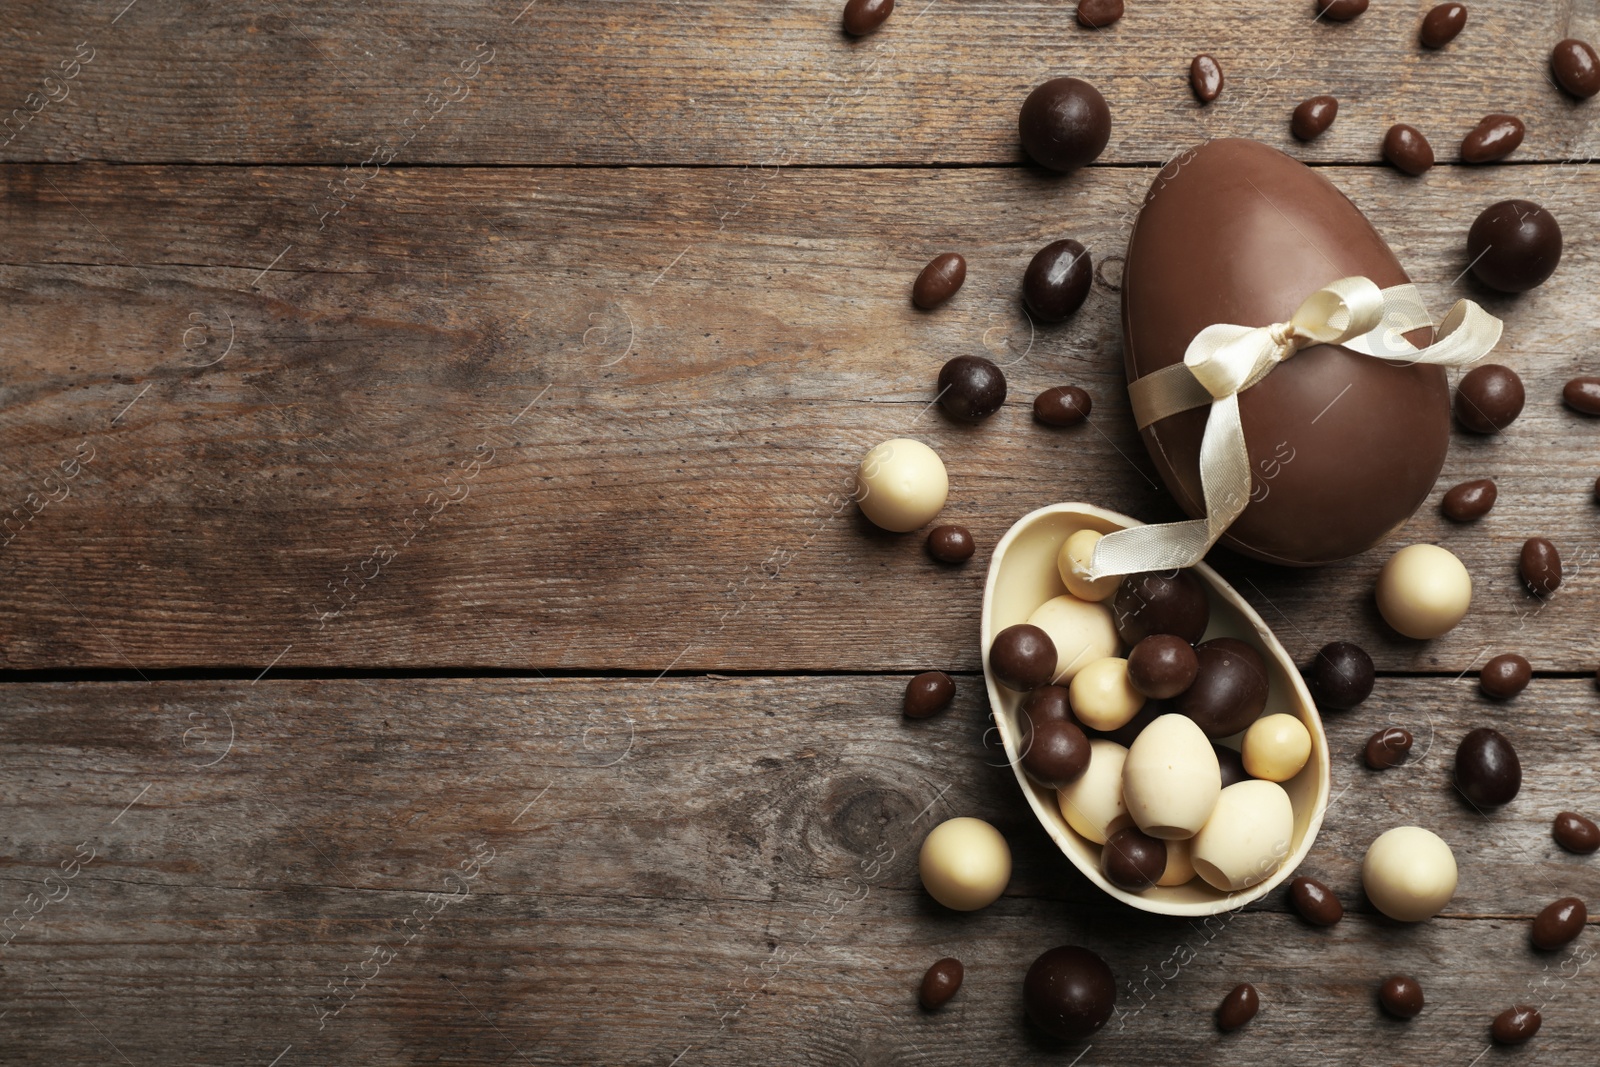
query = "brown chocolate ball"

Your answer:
(1455, 727), (1521, 806)
(1023, 240), (1093, 322)
(1018, 78), (1111, 174)
(1126, 634), (1199, 699)
(990, 624), (1057, 691)
(1101, 826), (1167, 891)
(926, 524), (975, 563)
(1021, 685), (1077, 728)
(1308, 641), (1374, 710)
(1466, 200), (1561, 293)
(1454, 363), (1525, 433)
(1176, 638), (1268, 739)
(903, 671), (955, 718)
(937, 355), (1007, 422)
(1380, 975), (1424, 1019)
(1112, 570), (1210, 646)
(1023, 717), (1092, 788)
(1023, 946), (1116, 1041)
